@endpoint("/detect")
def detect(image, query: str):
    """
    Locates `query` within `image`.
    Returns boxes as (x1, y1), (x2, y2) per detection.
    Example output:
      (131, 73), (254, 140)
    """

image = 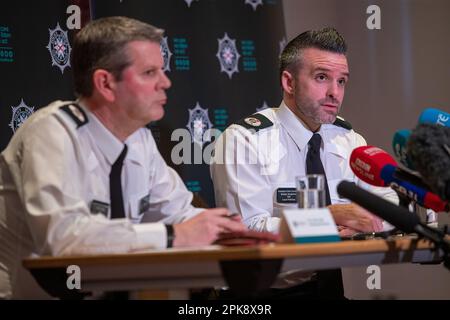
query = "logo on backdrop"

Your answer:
(256, 101), (270, 112)
(46, 23), (71, 74)
(0, 26), (14, 63)
(184, 0), (199, 7)
(216, 33), (241, 79)
(160, 36), (173, 72)
(186, 102), (213, 145)
(245, 0), (263, 11)
(9, 99), (35, 133)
